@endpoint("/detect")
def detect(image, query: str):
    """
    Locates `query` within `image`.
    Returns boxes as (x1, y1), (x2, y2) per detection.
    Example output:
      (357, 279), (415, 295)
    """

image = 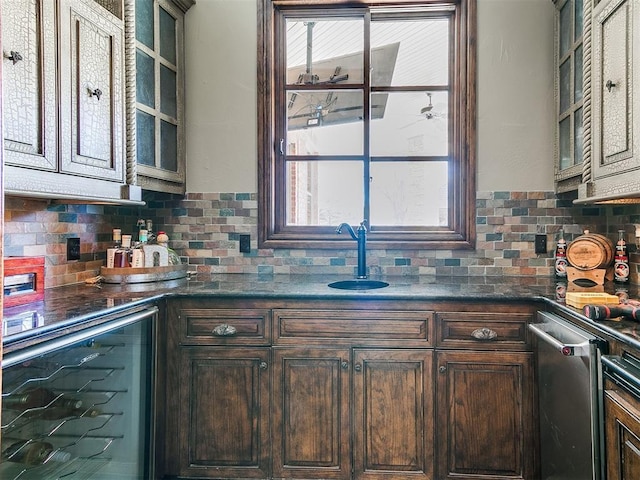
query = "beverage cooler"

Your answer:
(0, 306), (158, 479)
